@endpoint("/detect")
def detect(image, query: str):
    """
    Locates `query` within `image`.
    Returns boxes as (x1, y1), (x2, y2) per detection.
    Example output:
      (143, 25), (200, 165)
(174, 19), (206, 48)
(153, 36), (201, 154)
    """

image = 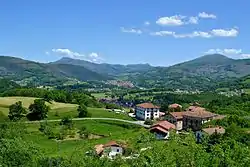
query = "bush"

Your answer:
(78, 104), (89, 118)
(60, 116), (74, 129)
(144, 119), (154, 125)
